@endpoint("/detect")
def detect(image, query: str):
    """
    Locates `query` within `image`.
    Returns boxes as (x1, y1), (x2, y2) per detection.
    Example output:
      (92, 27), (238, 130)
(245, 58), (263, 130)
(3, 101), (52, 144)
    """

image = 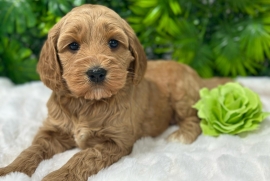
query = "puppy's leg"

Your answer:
(167, 94), (201, 144)
(42, 142), (131, 181)
(0, 124), (75, 176)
